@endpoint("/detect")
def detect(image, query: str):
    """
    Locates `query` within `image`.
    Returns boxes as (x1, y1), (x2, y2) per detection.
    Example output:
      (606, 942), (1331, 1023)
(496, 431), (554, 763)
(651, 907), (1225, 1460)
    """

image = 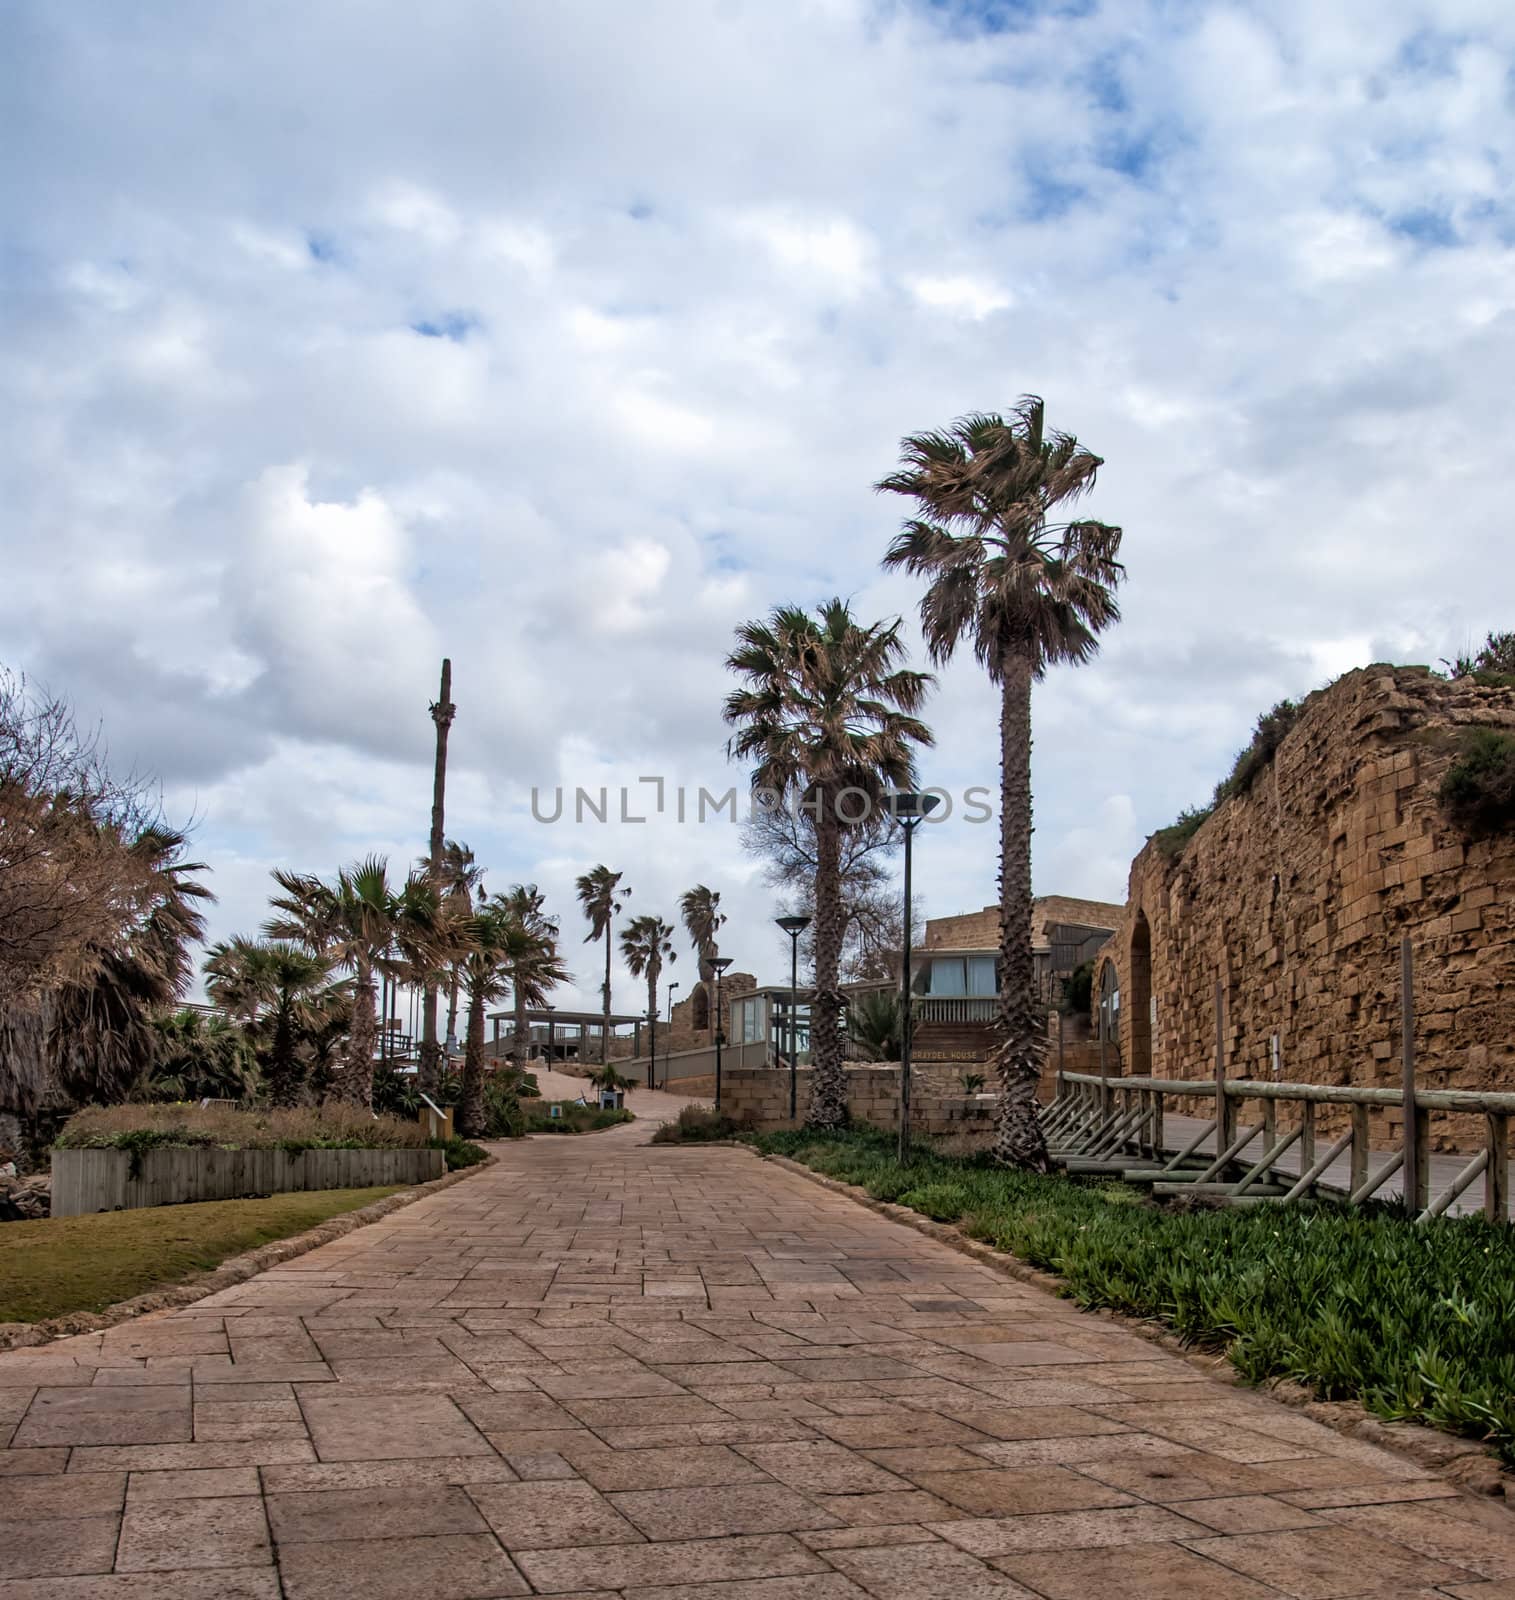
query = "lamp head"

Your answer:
(709, 956), (734, 975)
(775, 914), (812, 937)
(888, 790), (941, 823)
